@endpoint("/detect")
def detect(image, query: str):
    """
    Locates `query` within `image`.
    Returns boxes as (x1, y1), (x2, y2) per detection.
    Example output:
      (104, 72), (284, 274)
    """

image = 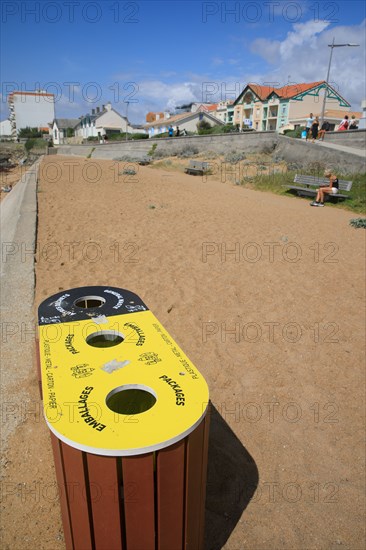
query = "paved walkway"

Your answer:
(315, 140), (366, 158)
(0, 160), (39, 447)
